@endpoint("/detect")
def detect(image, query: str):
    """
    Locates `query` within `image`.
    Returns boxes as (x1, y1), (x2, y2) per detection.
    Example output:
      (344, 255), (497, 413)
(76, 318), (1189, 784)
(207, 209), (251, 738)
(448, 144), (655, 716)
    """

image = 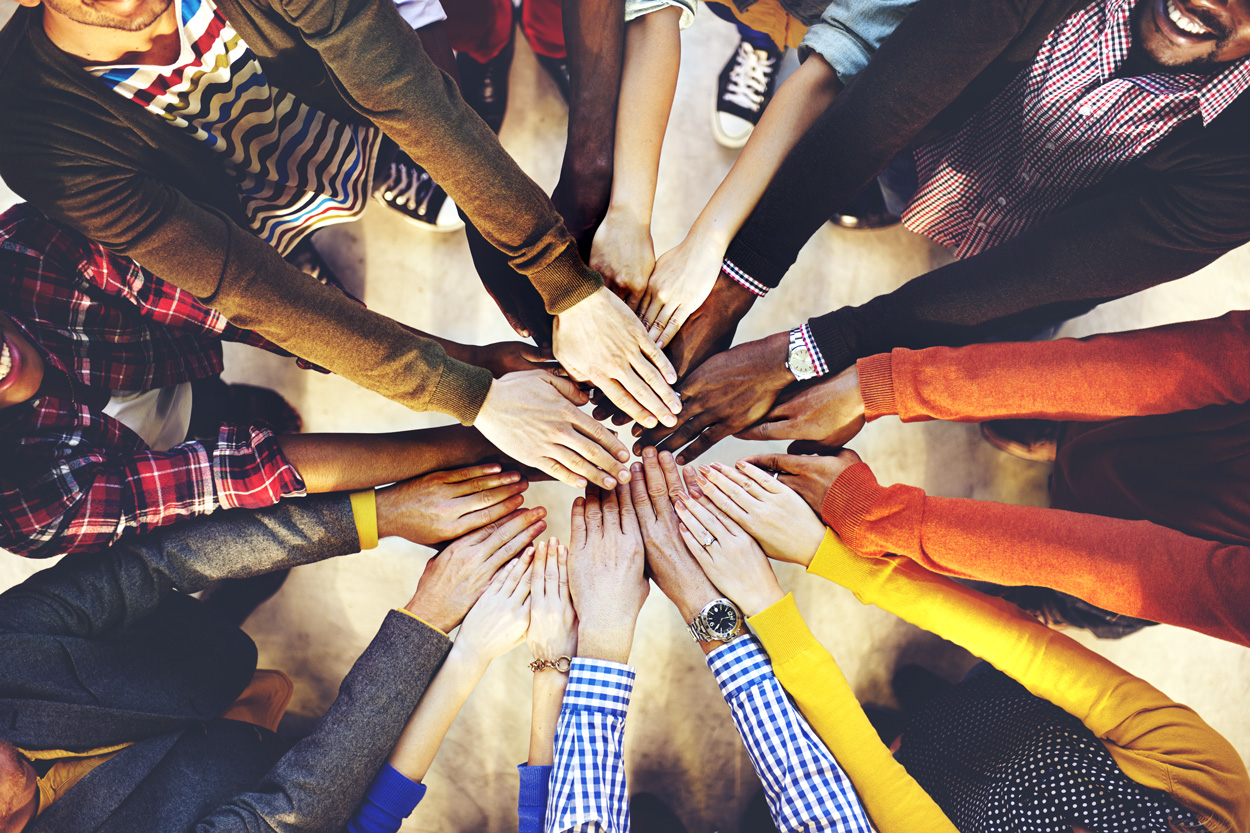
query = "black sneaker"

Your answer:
(456, 27), (515, 133)
(712, 39), (783, 148)
(372, 150), (464, 232)
(534, 53), (570, 104)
